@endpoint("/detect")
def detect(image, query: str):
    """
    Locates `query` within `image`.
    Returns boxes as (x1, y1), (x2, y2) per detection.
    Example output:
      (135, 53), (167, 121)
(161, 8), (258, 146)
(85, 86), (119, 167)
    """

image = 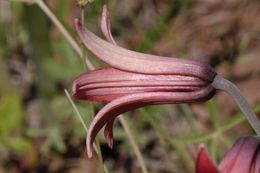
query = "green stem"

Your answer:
(176, 105), (260, 144)
(140, 109), (194, 171)
(64, 90), (110, 173)
(119, 116), (149, 173)
(80, 5), (87, 70)
(34, 0), (94, 70)
(64, 90), (97, 151)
